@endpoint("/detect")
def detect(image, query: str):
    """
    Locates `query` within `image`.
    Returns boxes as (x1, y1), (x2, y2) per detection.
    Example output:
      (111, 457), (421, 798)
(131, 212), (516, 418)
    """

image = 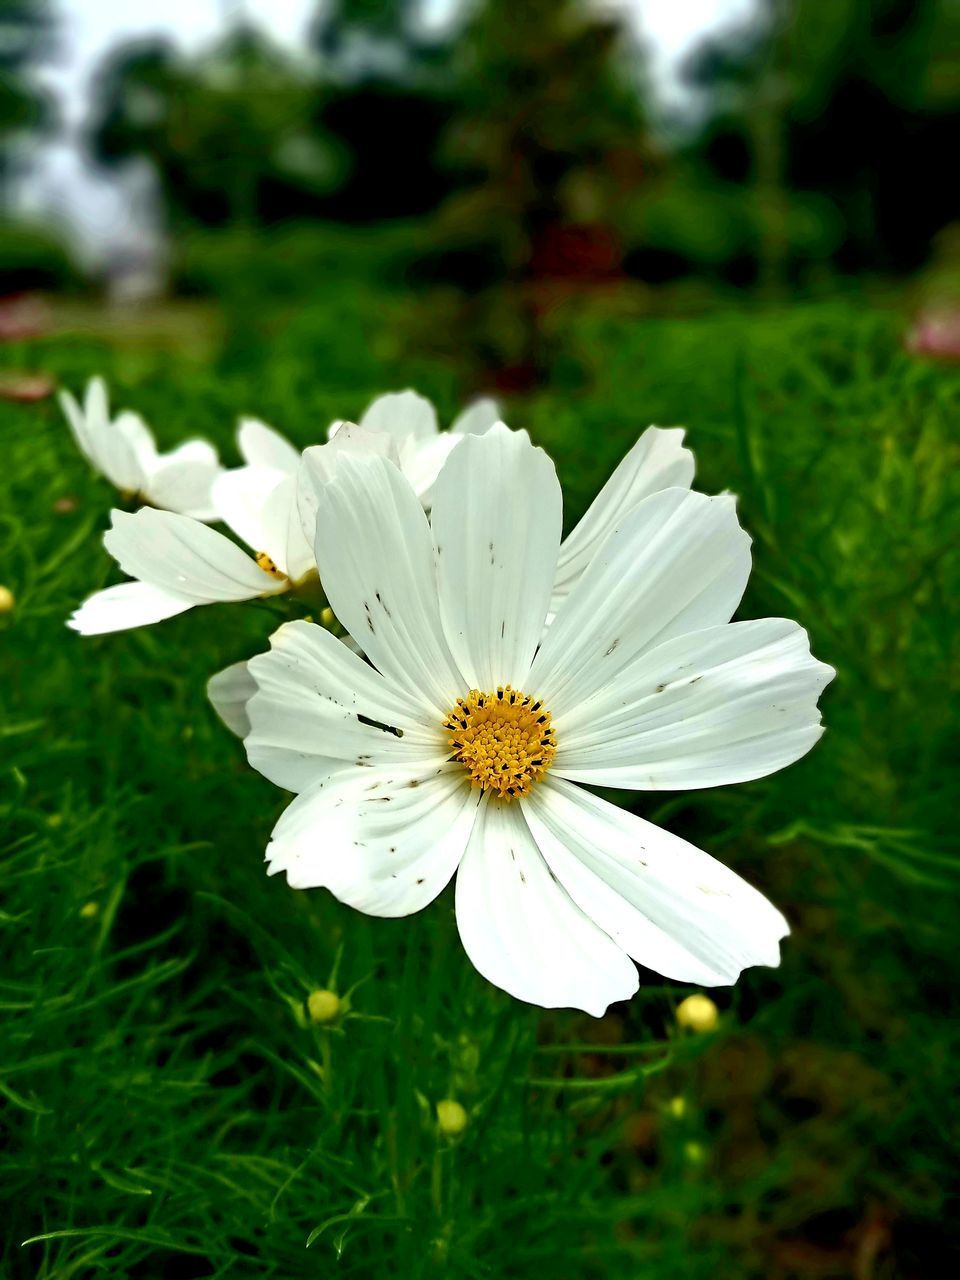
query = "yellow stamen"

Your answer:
(445, 685), (556, 800)
(255, 550), (284, 578)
